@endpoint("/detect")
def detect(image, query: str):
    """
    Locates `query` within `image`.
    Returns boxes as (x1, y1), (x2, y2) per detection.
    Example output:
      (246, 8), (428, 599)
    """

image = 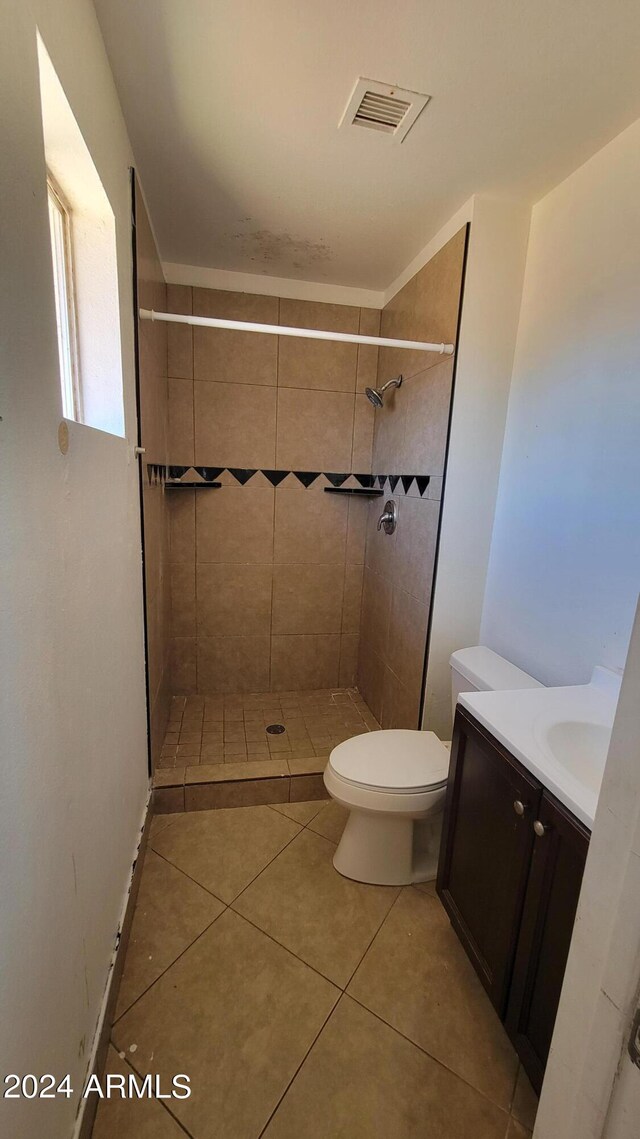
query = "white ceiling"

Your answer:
(94, 0), (640, 291)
